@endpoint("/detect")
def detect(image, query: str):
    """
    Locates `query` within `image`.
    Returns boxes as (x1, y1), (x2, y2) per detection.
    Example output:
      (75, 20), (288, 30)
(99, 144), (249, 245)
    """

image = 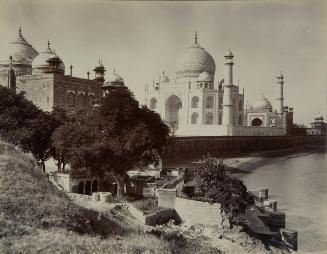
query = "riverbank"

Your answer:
(164, 146), (325, 179)
(223, 147), (325, 179)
